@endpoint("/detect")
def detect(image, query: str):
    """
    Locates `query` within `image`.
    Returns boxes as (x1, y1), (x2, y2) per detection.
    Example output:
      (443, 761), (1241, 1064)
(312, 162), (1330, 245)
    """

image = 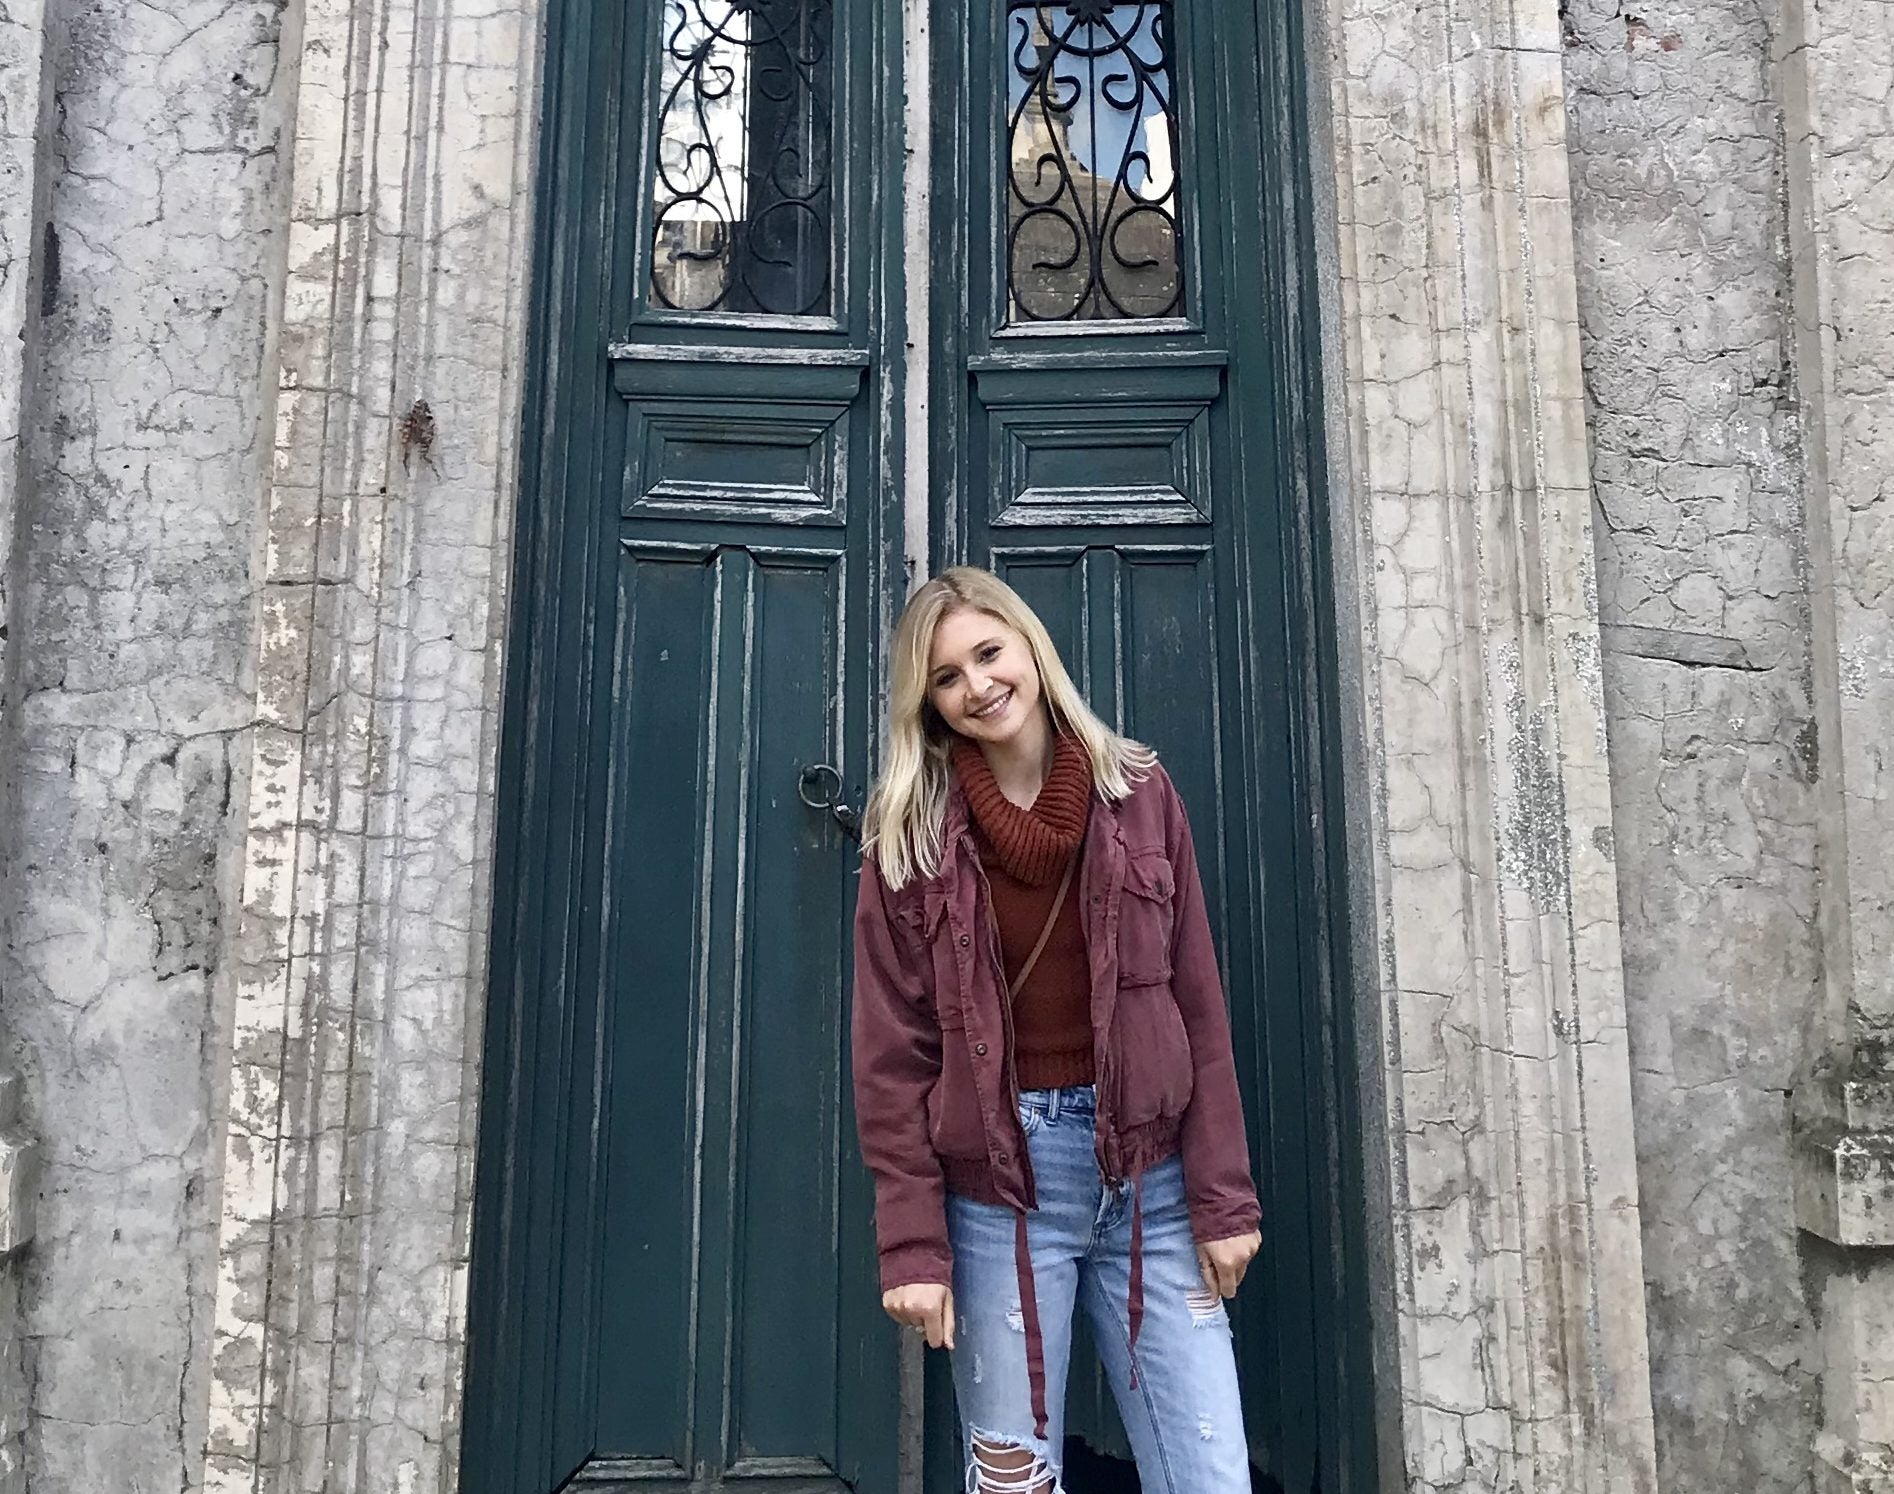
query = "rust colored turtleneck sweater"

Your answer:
(953, 733), (1096, 1090)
